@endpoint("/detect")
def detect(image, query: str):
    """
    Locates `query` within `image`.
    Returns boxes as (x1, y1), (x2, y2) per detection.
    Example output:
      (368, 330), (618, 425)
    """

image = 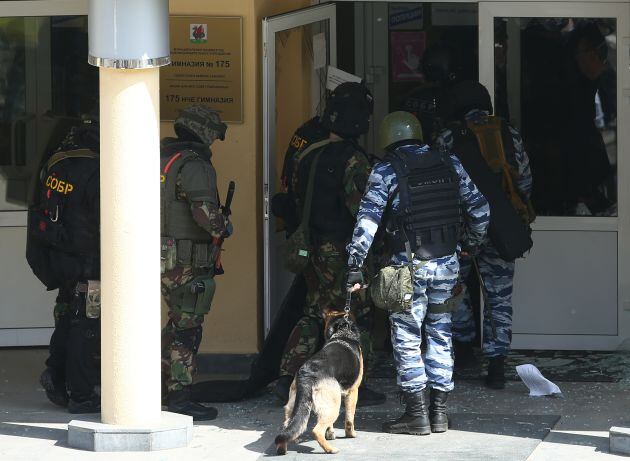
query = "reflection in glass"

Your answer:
(0, 16), (98, 211)
(275, 22), (329, 190)
(495, 18), (617, 217)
